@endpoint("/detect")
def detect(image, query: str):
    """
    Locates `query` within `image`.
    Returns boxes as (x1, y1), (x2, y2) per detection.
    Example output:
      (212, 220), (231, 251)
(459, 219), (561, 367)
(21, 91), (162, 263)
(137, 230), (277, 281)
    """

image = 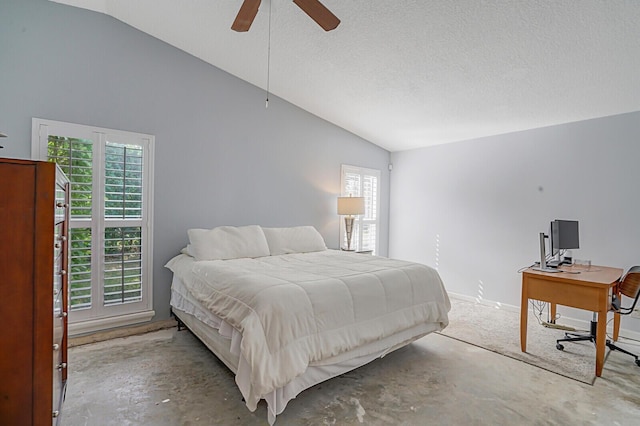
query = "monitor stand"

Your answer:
(546, 259), (562, 268)
(531, 232), (560, 273)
